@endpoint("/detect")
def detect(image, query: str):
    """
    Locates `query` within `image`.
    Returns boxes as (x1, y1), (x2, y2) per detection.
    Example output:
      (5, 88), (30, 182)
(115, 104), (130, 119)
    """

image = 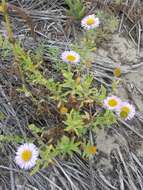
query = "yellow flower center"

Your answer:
(113, 67), (121, 77)
(22, 150), (32, 162)
(86, 18), (95, 25)
(59, 106), (68, 114)
(120, 106), (130, 119)
(108, 99), (118, 107)
(87, 146), (97, 154)
(66, 54), (76, 62)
